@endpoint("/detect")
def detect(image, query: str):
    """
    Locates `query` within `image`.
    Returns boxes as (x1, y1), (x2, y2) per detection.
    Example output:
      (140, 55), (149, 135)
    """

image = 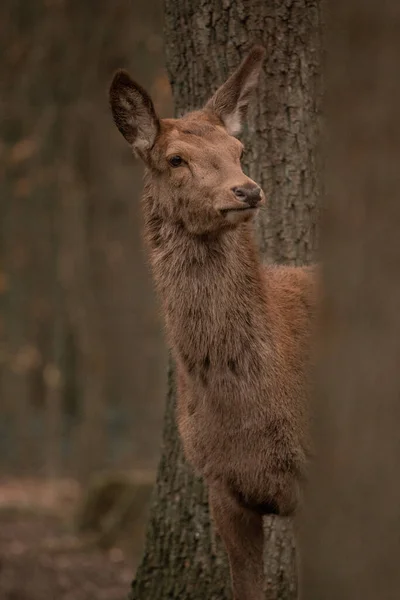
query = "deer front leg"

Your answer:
(209, 483), (264, 600)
